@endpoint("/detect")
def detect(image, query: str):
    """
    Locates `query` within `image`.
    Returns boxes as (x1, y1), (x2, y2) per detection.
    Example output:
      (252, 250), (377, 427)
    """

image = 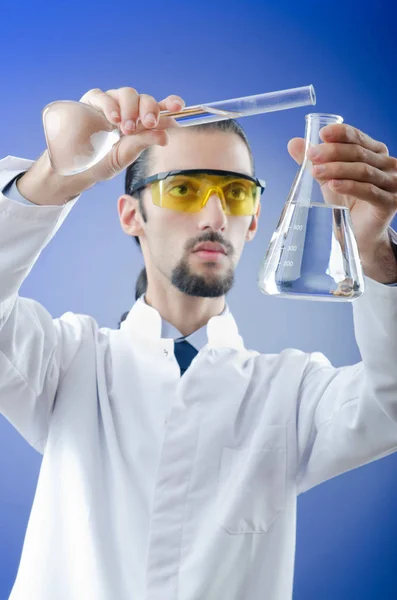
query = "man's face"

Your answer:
(132, 129), (259, 297)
